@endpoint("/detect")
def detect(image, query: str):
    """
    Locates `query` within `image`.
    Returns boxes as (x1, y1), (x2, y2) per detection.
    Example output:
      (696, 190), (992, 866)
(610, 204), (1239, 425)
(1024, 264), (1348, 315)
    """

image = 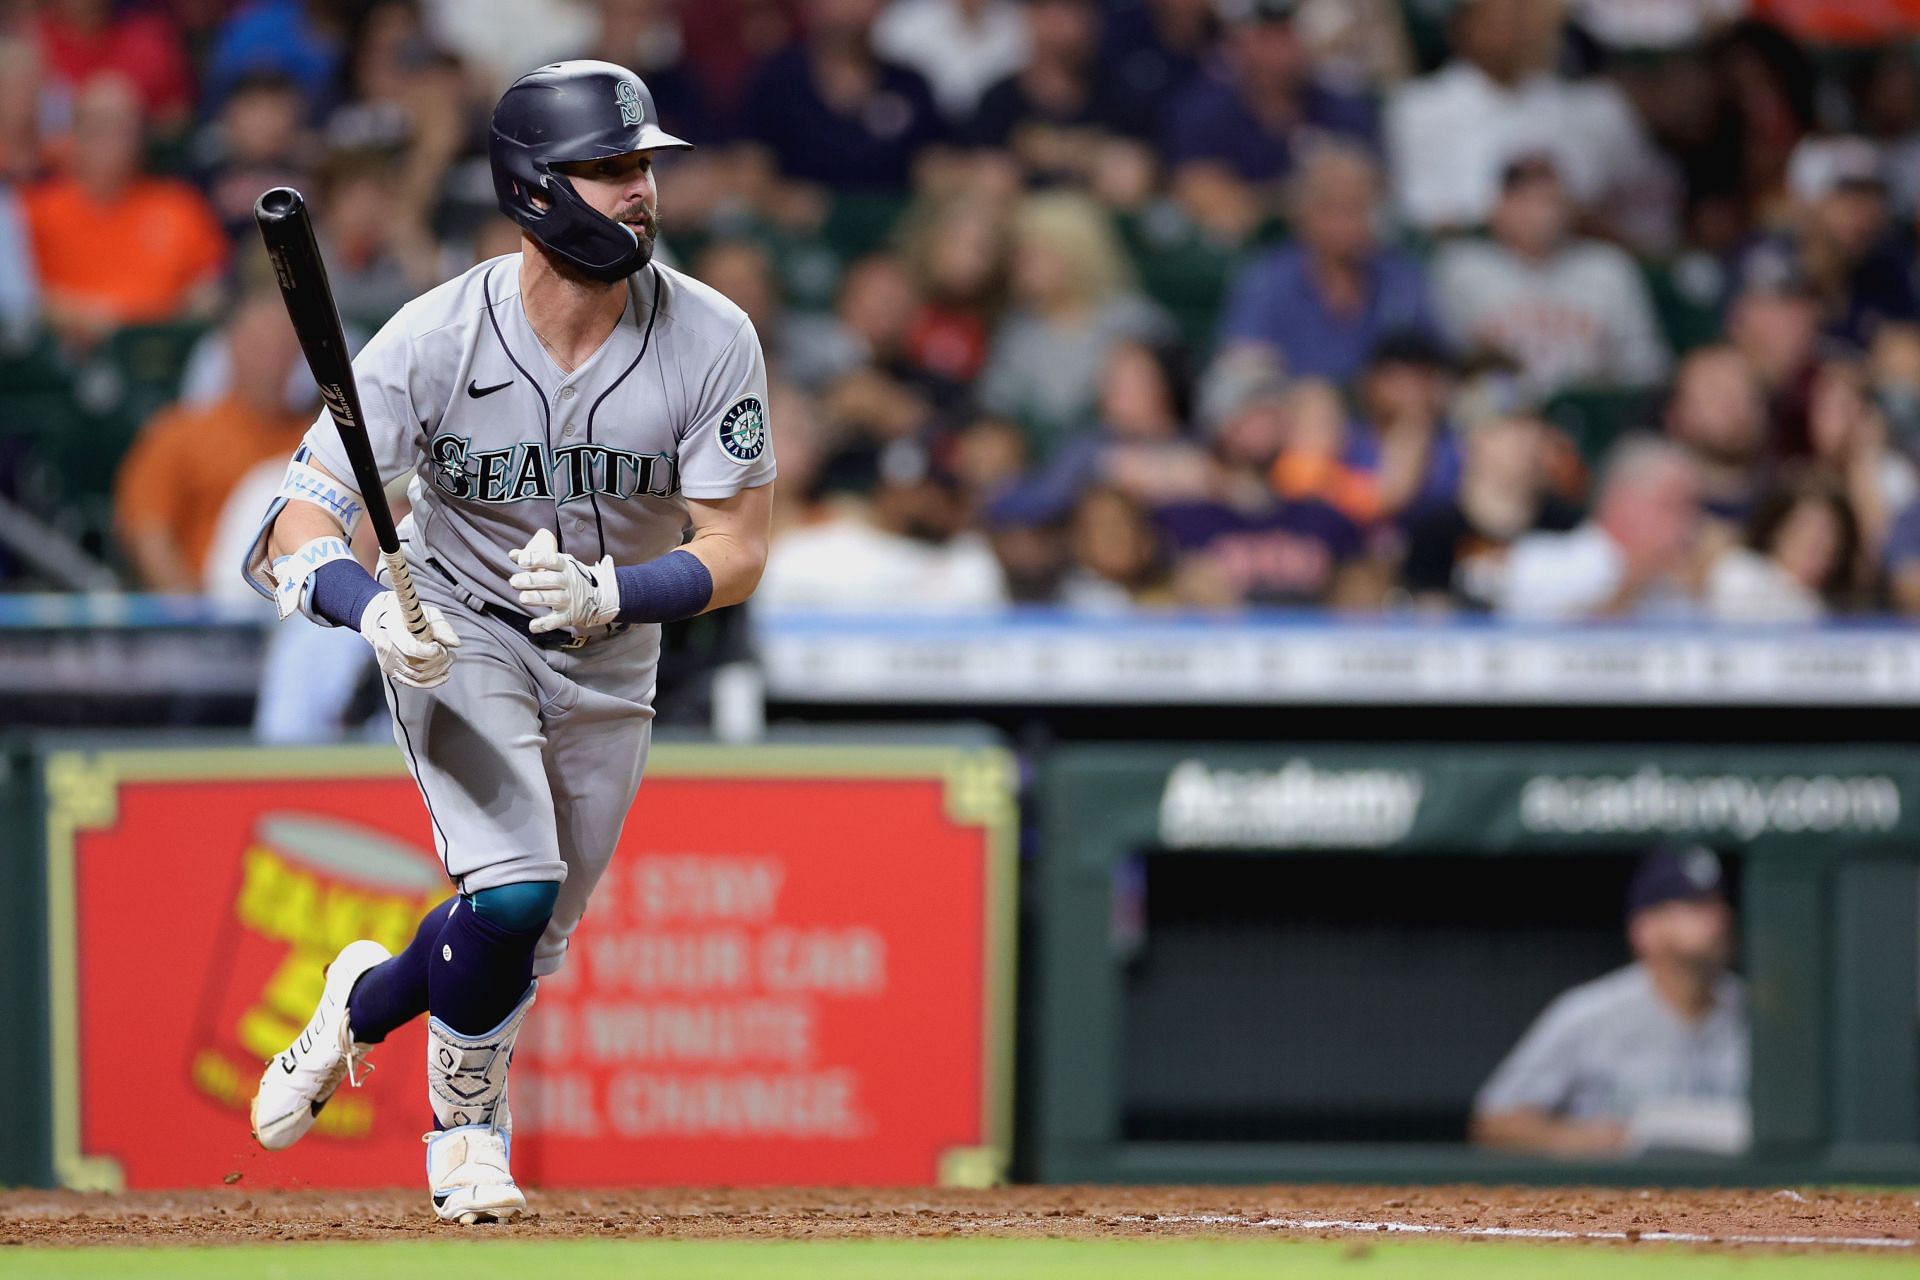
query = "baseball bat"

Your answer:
(254, 186), (430, 640)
